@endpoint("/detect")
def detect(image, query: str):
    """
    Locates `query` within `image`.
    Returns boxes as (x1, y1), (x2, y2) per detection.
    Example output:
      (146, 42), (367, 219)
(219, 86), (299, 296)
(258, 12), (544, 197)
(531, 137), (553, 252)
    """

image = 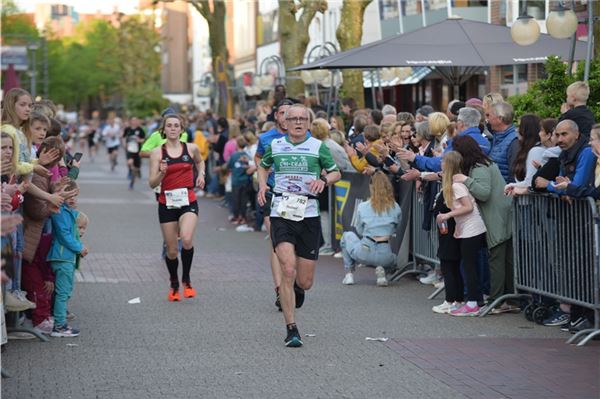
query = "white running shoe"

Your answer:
(432, 301), (454, 314)
(375, 266), (388, 287)
(235, 224), (255, 232)
(342, 272), (355, 285)
(419, 271), (441, 285)
(333, 252), (343, 259)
